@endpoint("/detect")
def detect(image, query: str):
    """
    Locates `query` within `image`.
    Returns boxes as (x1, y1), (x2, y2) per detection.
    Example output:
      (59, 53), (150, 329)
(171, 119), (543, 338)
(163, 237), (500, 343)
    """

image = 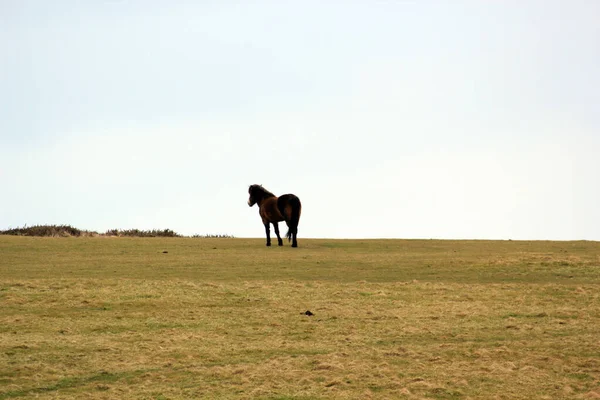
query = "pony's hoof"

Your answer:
(292, 243), (298, 248)
(266, 243), (271, 247)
